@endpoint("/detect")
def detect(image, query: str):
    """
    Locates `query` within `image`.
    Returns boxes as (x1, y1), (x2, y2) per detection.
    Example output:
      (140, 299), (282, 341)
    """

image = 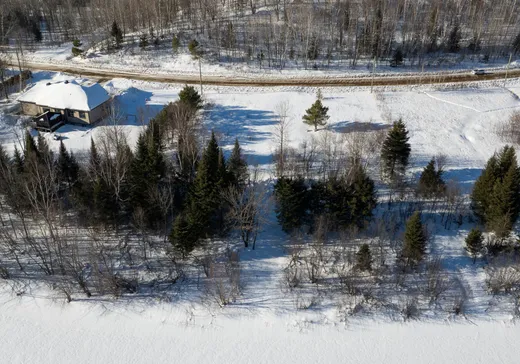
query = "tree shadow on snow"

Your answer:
(206, 104), (276, 165)
(329, 120), (390, 133)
